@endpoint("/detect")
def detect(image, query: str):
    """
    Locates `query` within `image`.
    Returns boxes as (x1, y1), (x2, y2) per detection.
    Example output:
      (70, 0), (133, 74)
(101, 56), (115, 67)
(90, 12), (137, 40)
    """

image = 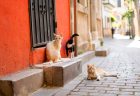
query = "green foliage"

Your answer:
(111, 17), (115, 23)
(110, 14), (116, 23)
(123, 0), (134, 21)
(78, 49), (84, 55)
(124, 0), (135, 3)
(122, 10), (134, 20)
